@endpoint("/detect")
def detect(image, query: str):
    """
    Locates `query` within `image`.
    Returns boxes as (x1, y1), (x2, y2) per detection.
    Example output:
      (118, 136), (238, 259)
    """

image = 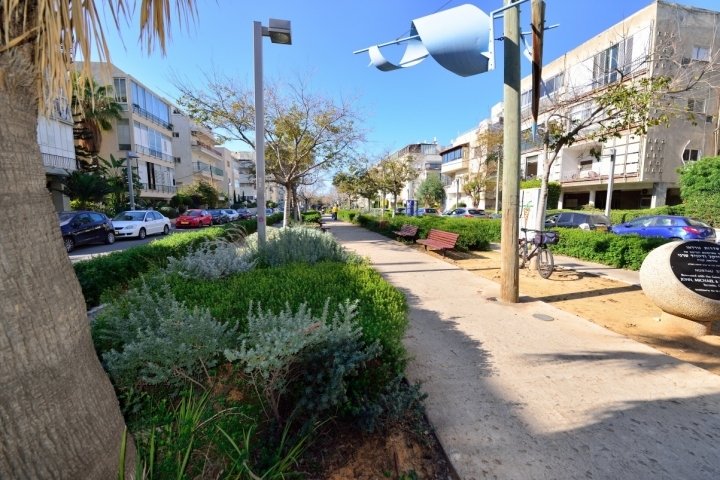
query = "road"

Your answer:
(68, 229), (182, 263)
